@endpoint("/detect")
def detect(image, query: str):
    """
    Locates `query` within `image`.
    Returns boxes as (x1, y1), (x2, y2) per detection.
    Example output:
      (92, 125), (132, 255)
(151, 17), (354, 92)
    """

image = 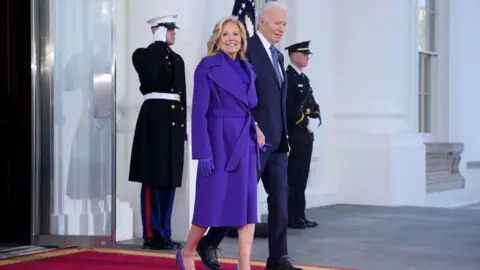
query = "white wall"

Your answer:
(448, 0), (480, 164)
(281, 0), (339, 210)
(426, 0), (480, 207)
(286, 0), (426, 207)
